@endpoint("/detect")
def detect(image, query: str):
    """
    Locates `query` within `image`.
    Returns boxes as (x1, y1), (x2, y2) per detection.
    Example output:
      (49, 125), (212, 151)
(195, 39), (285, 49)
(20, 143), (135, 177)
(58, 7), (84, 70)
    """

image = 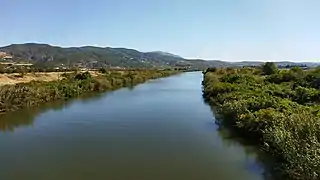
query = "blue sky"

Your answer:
(1, 0), (320, 62)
